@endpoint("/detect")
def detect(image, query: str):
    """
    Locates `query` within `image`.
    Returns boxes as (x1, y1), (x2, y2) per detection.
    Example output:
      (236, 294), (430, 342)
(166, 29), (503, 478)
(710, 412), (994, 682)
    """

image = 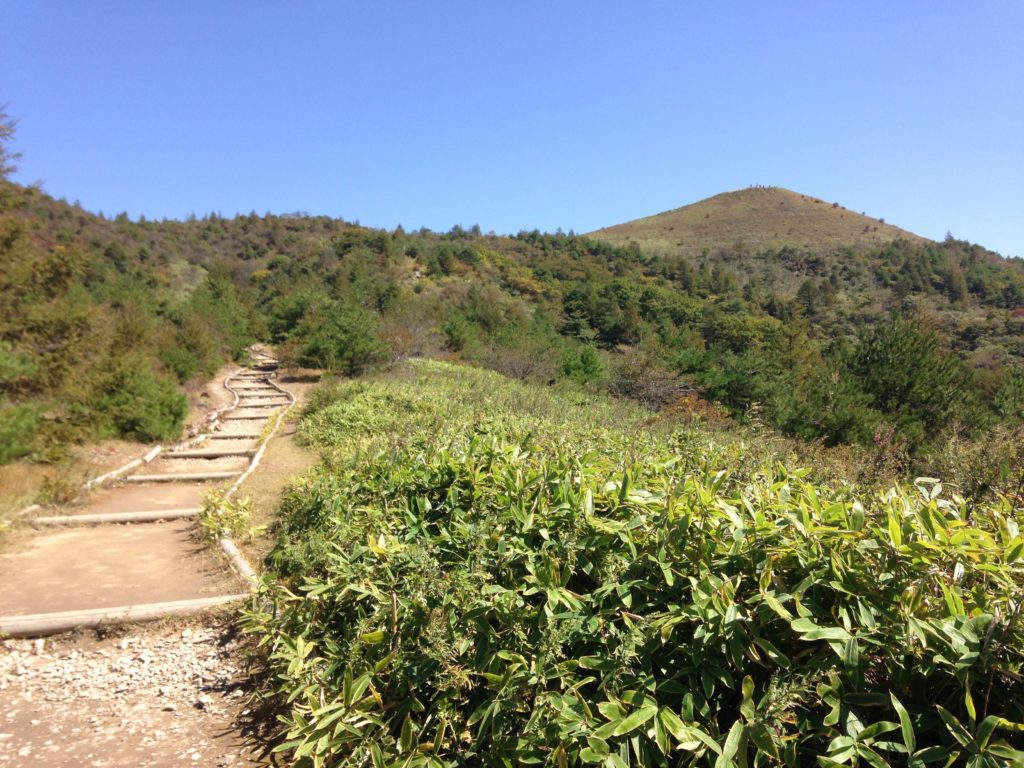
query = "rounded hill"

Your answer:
(588, 186), (928, 257)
